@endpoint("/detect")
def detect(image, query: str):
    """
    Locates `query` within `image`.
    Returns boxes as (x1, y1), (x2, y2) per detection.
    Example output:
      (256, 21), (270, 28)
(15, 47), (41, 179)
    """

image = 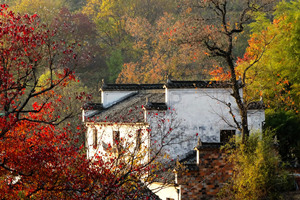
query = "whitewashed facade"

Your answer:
(83, 80), (265, 160)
